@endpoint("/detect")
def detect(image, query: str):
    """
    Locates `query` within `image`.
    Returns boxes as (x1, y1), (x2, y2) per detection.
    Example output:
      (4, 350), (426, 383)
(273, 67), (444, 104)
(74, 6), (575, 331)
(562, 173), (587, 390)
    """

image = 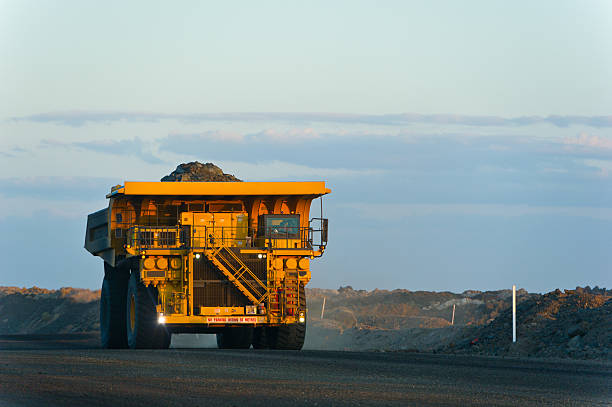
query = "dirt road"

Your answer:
(0, 334), (610, 406)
